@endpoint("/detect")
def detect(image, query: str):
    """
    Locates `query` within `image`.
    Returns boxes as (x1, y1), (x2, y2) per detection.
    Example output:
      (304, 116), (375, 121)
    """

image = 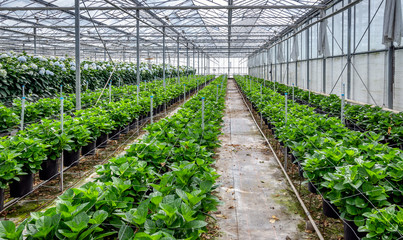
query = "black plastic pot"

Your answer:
(82, 140), (96, 156)
(0, 188), (4, 210)
(121, 124), (129, 134)
(96, 133), (108, 148)
(109, 127), (121, 140)
(10, 173), (34, 197)
(63, 149), (80, 167)
(129, 119), (138, 130)
(308, 181), (317, 194)
(39, 159), (59, 180)
(291, 154), (297, 163)
(298, 162), (304, 178)
(322, 198), (339, 219)
(343, 220), (367, 240)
